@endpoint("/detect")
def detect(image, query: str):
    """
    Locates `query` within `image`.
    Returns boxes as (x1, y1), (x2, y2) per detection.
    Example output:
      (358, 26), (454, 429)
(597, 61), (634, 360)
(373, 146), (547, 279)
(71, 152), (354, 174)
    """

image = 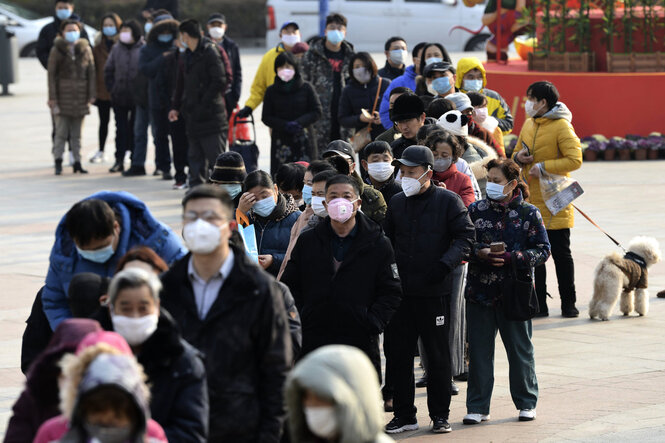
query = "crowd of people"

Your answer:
(10, 0), (588, 440)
